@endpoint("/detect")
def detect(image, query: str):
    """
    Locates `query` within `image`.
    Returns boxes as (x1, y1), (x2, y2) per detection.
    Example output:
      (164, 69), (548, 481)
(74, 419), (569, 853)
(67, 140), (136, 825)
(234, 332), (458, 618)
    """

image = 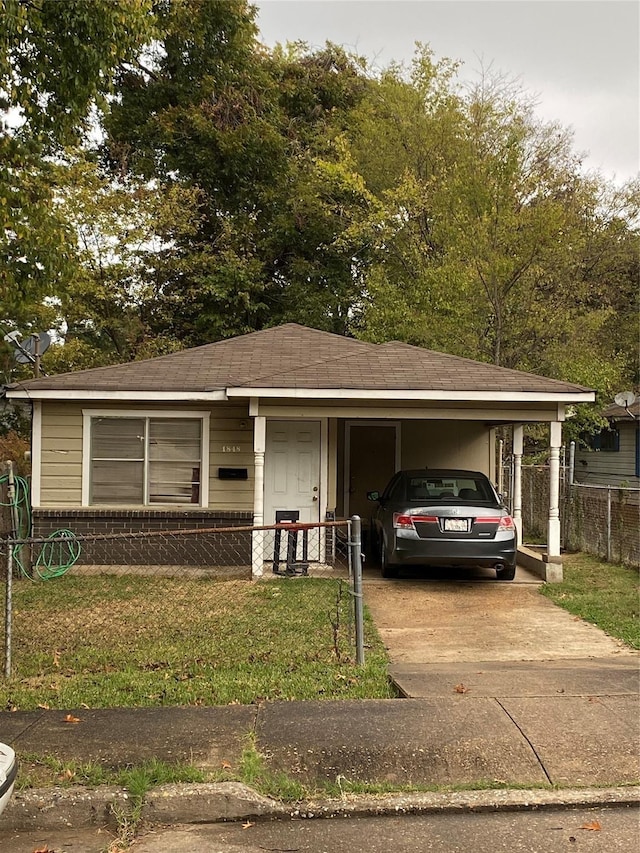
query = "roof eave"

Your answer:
(227, 387), (596, 403)
(6, 386), (596, 405)
(5, 389), (229, 402)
